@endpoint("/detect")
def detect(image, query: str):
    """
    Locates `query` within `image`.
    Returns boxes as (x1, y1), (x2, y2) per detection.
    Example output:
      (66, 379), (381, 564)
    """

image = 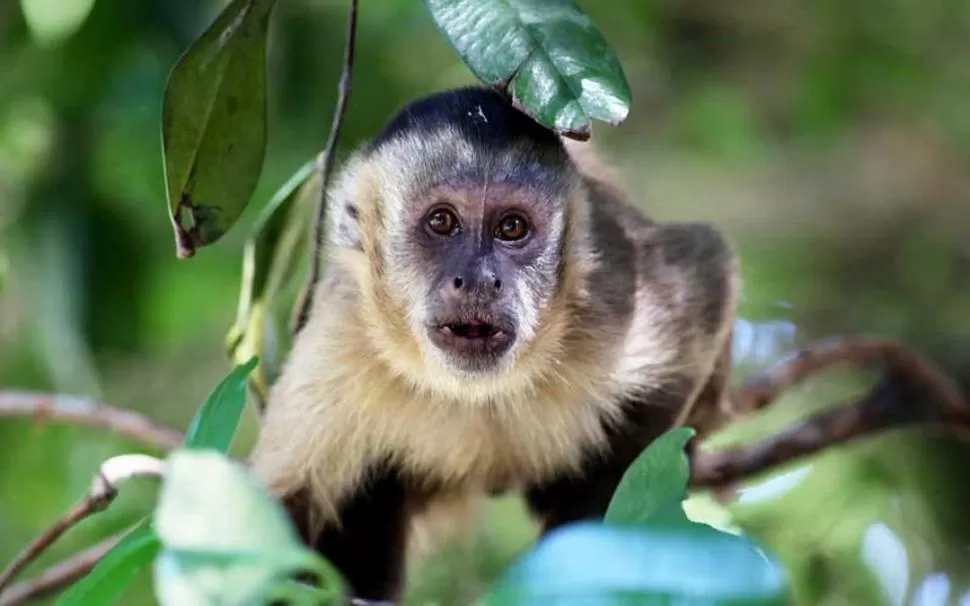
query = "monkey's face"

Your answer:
(392, 179), (566, 377)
